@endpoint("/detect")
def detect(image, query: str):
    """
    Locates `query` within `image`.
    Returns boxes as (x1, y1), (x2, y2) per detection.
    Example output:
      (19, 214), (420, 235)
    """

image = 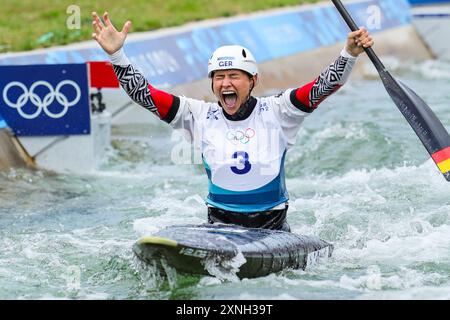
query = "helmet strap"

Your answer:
(248, 77), (255, 97)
